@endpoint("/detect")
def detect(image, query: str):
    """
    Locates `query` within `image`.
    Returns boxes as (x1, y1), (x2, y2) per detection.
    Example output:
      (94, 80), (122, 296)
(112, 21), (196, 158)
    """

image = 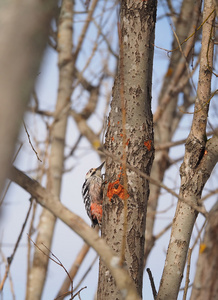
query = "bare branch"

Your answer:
(0, 250), (15, 300)
(9, 166), (141, 300)
(28, 236), (74, 298)
(146, 268), (157, 299)
(73, 254), (98, 293)
(56, 243), (90, 299)
(73, 0), (99, 62)
(23, 121), (42, 162)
